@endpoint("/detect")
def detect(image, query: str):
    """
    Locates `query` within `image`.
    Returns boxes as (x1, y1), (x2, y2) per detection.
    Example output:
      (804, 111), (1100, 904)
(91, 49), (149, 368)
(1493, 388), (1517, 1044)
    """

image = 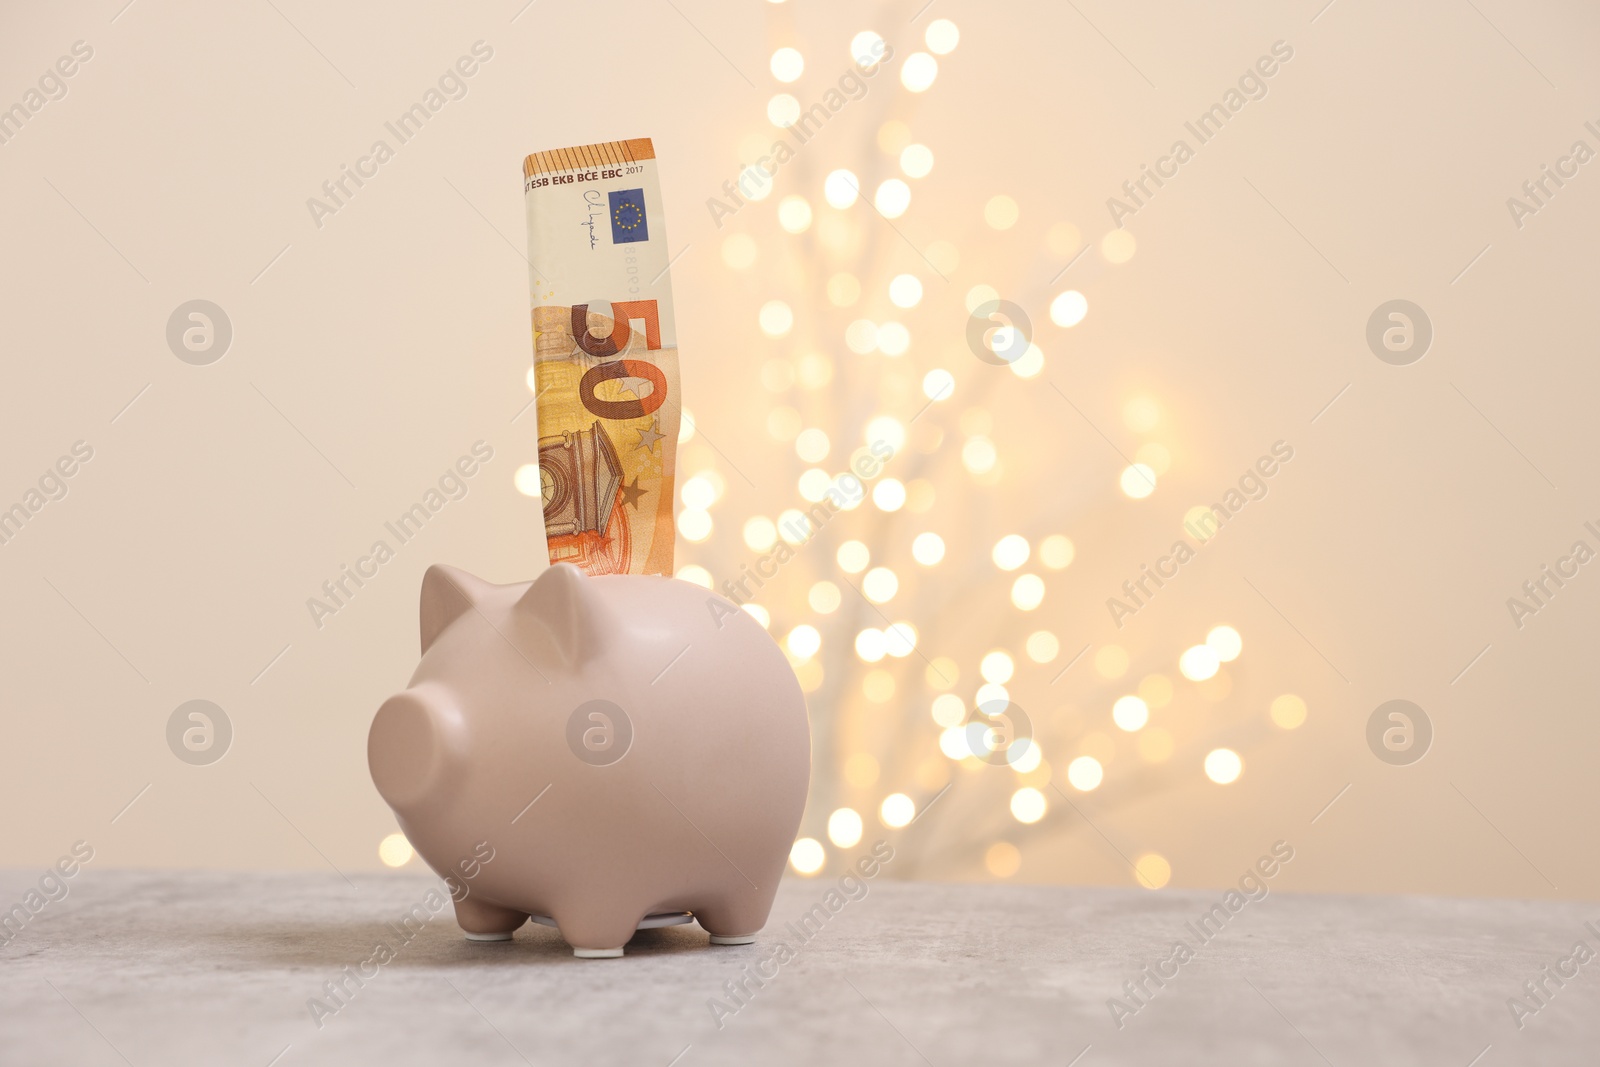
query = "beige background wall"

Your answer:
(2, 0), (1596, 900)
